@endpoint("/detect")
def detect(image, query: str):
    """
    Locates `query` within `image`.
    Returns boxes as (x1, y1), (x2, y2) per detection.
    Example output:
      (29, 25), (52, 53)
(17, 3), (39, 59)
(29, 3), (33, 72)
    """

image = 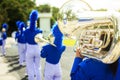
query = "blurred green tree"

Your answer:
(36, 4), (59, 27)
(94, 8), (107, 11)
(0, 1), (59, 36)
(36, 4), (51, 13)
(0, 0), (35, 36)
(51, 7), (59, 27)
